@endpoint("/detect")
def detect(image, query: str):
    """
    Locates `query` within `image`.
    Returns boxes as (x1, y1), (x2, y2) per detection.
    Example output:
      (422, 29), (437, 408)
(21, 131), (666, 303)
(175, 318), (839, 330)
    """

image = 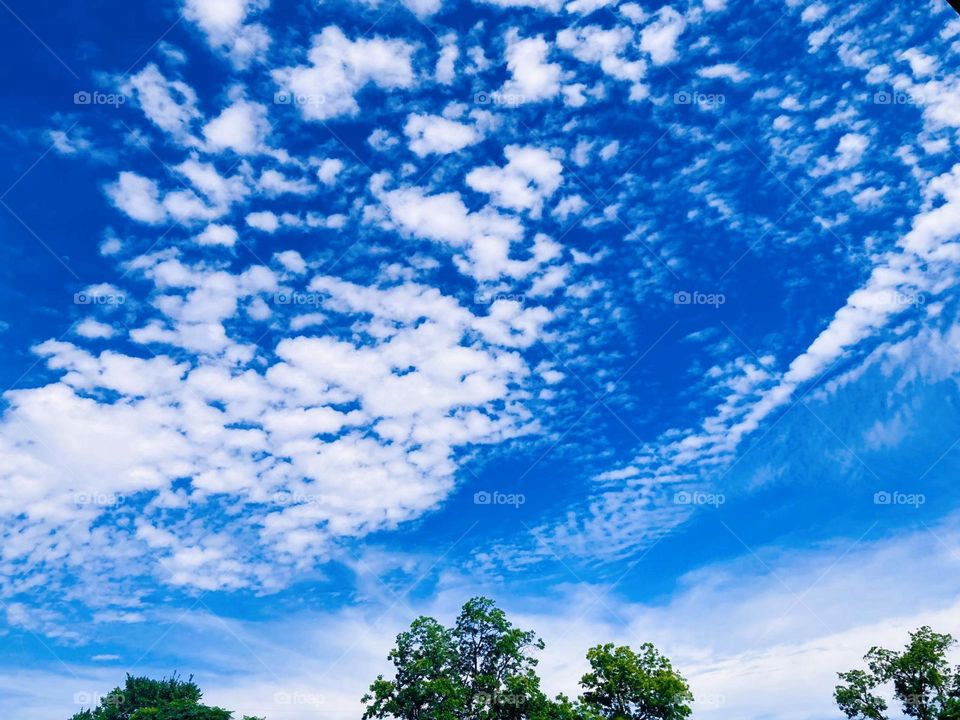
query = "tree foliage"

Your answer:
(68, 673), (263, 720)
(836, 626), (960, 720)
(580, 643), (693, 720)
(363, 597), (693, 720)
